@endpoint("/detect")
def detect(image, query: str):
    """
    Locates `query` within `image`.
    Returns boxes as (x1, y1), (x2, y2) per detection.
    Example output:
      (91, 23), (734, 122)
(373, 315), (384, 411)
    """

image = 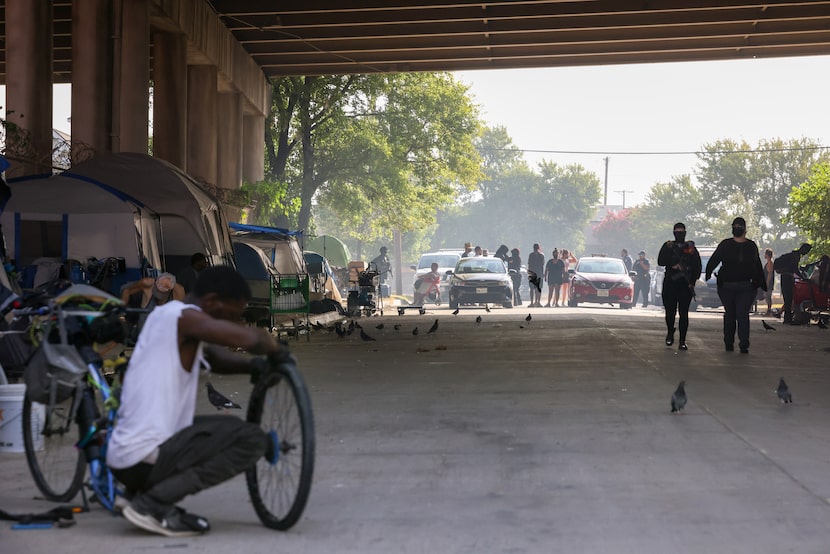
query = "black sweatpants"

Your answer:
(662, 282), (693, 343)
(112, 415), (267, 506)
(717, 281), (757, 350)
(780, 273), (795, 323)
